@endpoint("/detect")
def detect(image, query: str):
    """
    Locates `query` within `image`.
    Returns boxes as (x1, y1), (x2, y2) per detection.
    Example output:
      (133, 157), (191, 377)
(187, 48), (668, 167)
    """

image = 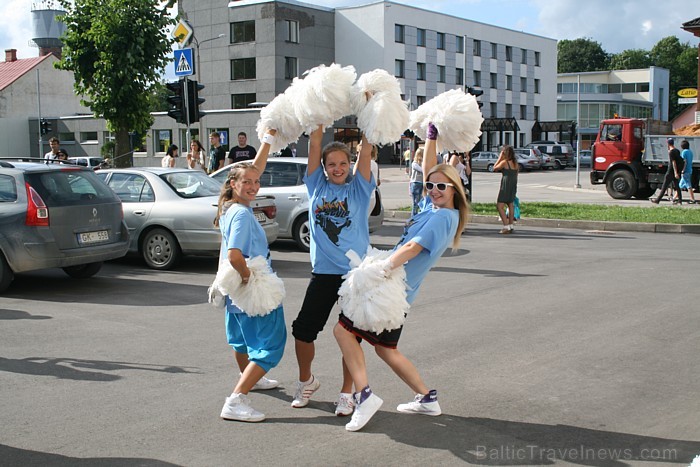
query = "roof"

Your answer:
(0, 55), (53, 92)
(681, 17), (700, 29)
